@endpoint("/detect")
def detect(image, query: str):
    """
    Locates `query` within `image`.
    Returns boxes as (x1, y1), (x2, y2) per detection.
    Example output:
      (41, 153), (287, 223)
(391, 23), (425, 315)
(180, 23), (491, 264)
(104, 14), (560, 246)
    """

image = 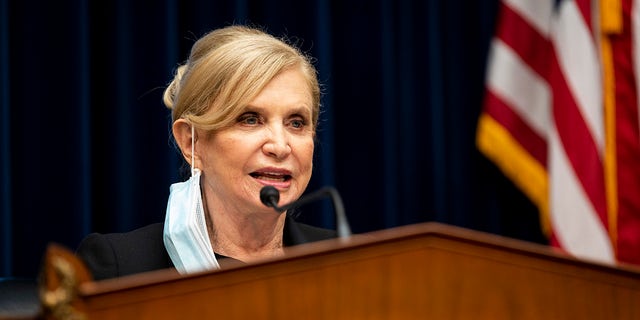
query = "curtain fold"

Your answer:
(0, 0), (544, 278)
(1, 0), (12, 276)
